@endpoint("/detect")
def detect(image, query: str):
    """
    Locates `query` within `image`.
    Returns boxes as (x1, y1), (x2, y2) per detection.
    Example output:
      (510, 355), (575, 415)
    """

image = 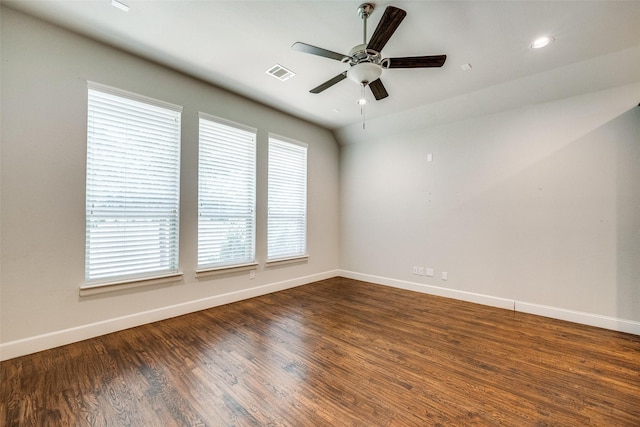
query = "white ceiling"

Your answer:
(3, 0), (640, 135)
